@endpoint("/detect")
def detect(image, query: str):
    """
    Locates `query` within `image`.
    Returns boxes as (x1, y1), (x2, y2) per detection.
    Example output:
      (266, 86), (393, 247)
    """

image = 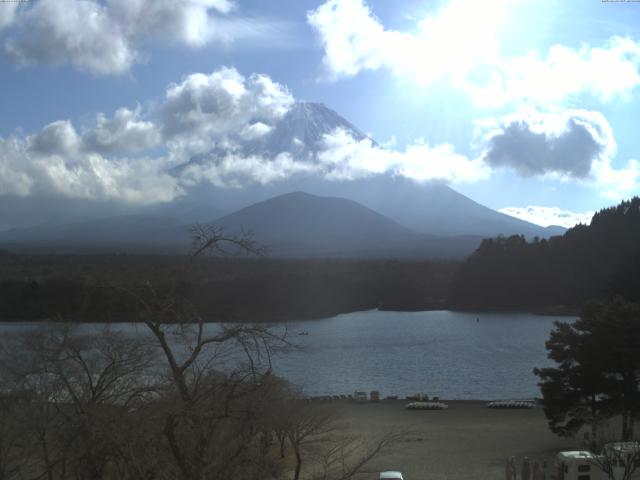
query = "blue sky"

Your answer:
(1, 0), (640, 228)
